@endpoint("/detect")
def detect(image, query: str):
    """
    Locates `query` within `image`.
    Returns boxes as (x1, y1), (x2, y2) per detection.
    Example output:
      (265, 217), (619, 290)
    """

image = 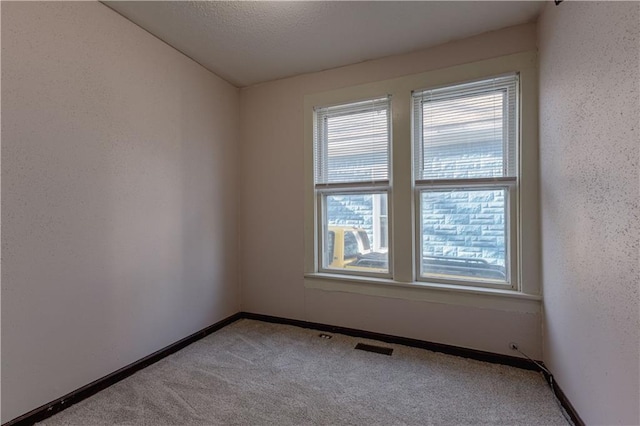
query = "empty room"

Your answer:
(2, 1), (638, 425)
